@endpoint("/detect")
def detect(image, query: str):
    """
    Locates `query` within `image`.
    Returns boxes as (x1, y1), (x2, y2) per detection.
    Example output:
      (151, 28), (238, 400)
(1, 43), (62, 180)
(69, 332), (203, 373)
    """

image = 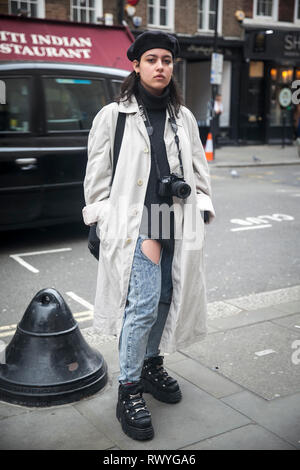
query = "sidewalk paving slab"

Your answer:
(222, 391), (300, 449)
(272, 313), (300, 332)
(166, 357), (243, 399)
(207, 305), (300, 331)
(181, 423), (296, 450)
(209, 144), (300, 168)
(74, 373), (251, 451)
(181, 321), (300, 401)
(0, 402), (114, 450)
